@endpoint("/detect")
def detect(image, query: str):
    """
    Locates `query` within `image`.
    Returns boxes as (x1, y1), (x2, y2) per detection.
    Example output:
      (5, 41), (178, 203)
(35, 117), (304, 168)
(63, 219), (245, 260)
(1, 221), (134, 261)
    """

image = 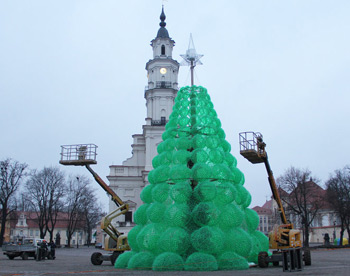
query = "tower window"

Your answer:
(125, 211), (132, 222)
(161, 117), (166, 125)
(161, 45), (165, 55)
